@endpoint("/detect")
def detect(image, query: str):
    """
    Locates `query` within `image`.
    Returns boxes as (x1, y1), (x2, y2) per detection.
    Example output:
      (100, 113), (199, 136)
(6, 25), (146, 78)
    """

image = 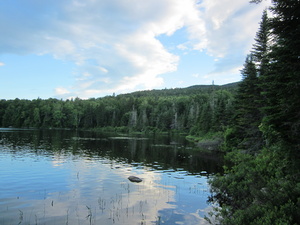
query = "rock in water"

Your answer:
(128, 176), (142, 183)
